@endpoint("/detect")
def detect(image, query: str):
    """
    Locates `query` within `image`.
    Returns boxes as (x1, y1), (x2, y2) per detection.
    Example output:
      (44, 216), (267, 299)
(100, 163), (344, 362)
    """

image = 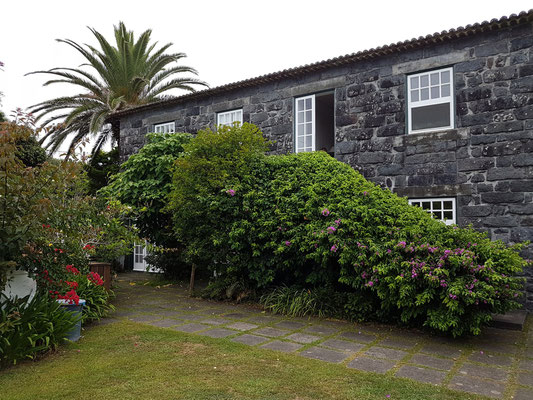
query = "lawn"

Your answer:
(0, 320), (485, 400)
